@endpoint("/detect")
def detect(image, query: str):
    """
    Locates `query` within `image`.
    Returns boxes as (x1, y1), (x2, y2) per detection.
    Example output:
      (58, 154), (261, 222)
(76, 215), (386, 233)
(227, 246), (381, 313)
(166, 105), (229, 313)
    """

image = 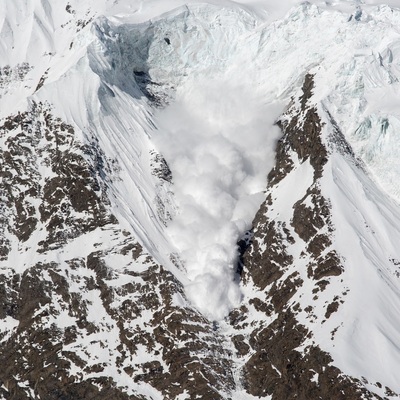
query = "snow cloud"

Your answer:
(154, 76), (282, 320)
